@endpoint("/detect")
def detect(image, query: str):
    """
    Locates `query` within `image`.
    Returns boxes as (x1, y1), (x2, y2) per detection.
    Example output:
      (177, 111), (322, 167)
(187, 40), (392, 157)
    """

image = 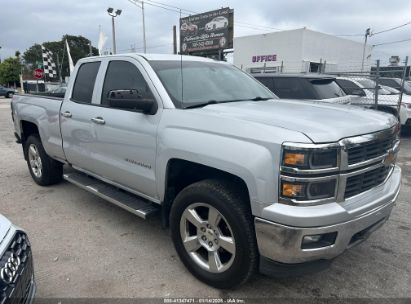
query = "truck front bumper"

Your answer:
(255, 166), (401, 265)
